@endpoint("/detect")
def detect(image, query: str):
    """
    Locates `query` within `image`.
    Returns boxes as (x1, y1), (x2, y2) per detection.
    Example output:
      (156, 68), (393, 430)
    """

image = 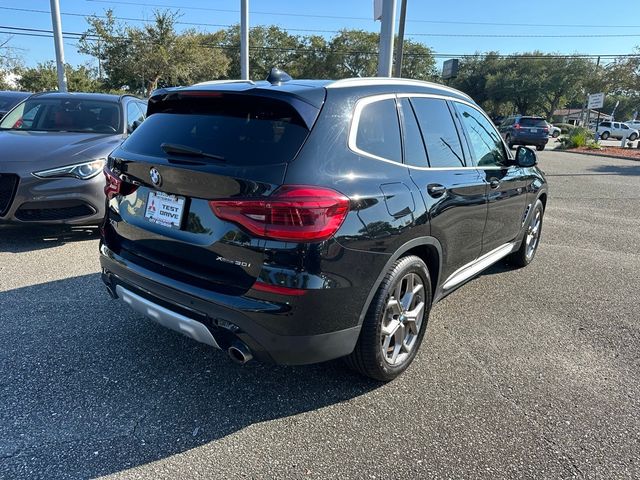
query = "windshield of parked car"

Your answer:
(520, 118), (547, 127)
(0, 98), (122, 133)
